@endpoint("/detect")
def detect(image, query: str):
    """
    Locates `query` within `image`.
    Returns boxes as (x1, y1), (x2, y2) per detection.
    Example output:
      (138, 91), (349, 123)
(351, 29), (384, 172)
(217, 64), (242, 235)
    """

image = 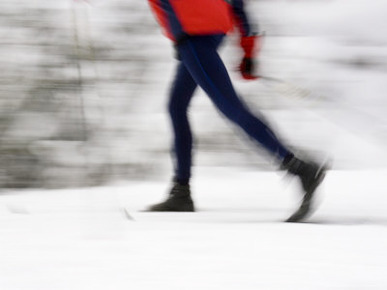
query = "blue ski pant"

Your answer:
(169, 34), (291, 183)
